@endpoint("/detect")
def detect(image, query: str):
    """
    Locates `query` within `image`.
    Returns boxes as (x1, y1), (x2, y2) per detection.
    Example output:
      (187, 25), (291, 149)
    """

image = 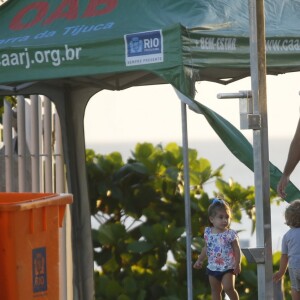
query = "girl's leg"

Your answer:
(291, 289), (300, 300)
(209, 275), (222, 300)
(289, 268), (300, 300)
(222, 273), (239, 300)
